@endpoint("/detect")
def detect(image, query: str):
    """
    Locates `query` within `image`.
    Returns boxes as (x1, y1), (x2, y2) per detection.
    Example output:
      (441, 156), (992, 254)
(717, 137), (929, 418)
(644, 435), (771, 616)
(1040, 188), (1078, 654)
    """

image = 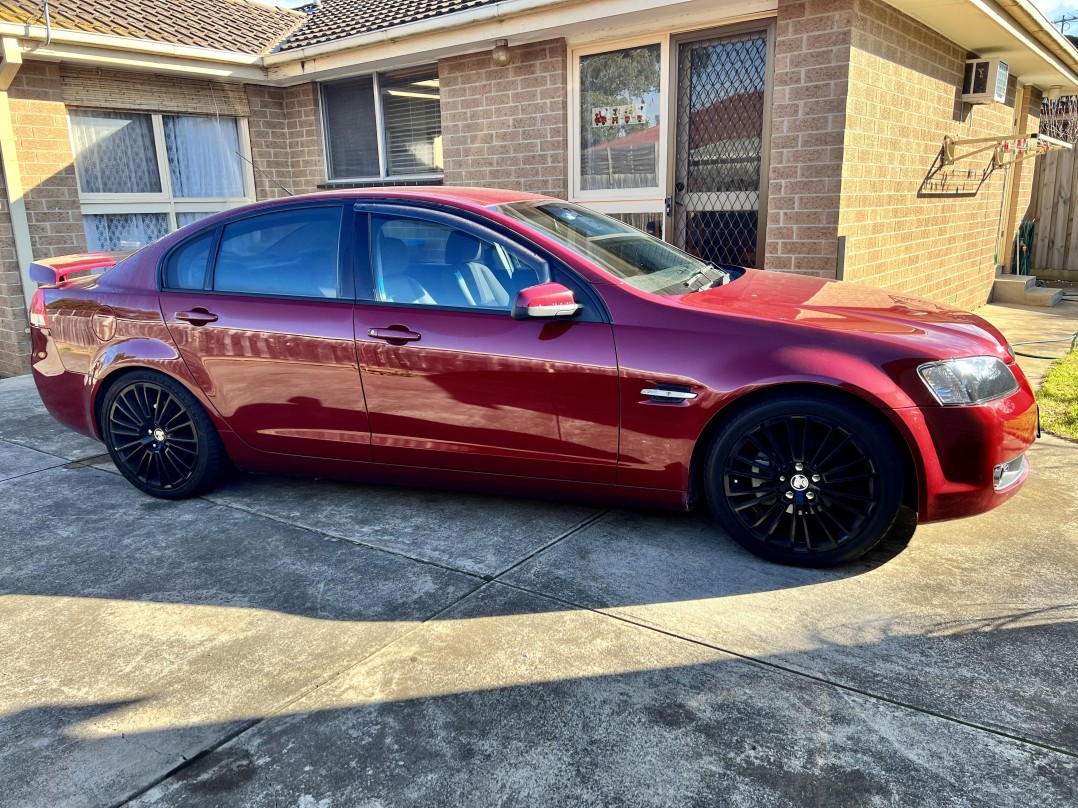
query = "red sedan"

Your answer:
(28, 188), (1037, 566)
